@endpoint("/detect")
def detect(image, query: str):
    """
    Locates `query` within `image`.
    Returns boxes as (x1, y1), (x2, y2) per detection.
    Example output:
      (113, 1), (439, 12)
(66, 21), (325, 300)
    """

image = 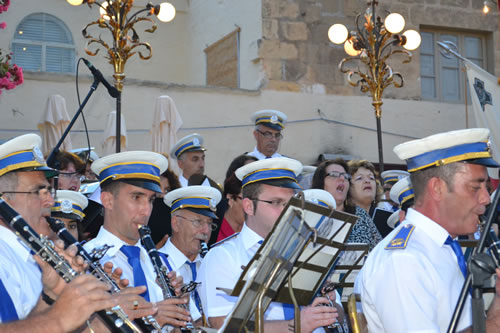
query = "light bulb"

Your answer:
(157, 2), (176, 22)
(328, 24), (349, 44)
(100, 1), (110, 20)
(344, 39), (361, 56)
(403, 30), (421, 50)
(483, 1), (490, 14)
(67, 0), (84, 5)
(384, 13), (405, 34)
